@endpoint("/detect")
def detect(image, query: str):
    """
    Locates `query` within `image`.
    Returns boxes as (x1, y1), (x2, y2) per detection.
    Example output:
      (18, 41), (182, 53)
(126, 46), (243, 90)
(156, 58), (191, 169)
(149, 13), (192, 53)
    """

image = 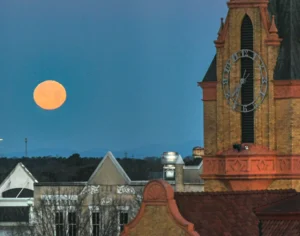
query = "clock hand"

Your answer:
(242, 69), (247, 79)
(232, 84), (242, 106)
(240, 70), (250, 85)
(244, 71), (250, 81)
